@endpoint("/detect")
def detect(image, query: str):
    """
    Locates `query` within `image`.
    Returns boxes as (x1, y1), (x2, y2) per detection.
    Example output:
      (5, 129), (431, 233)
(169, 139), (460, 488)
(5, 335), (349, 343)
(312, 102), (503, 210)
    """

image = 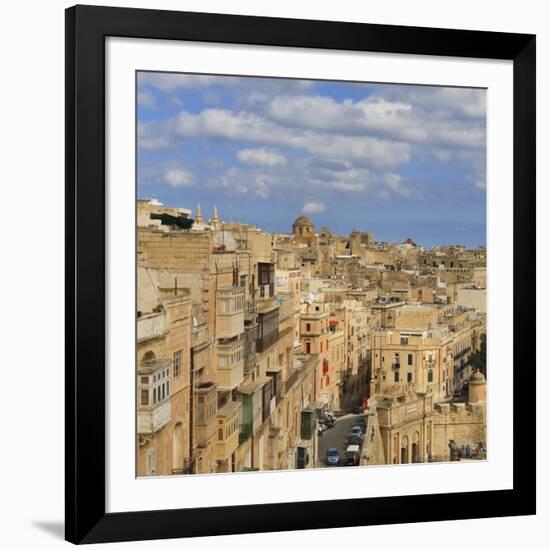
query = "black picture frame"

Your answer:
(65, 4), (536, 544)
